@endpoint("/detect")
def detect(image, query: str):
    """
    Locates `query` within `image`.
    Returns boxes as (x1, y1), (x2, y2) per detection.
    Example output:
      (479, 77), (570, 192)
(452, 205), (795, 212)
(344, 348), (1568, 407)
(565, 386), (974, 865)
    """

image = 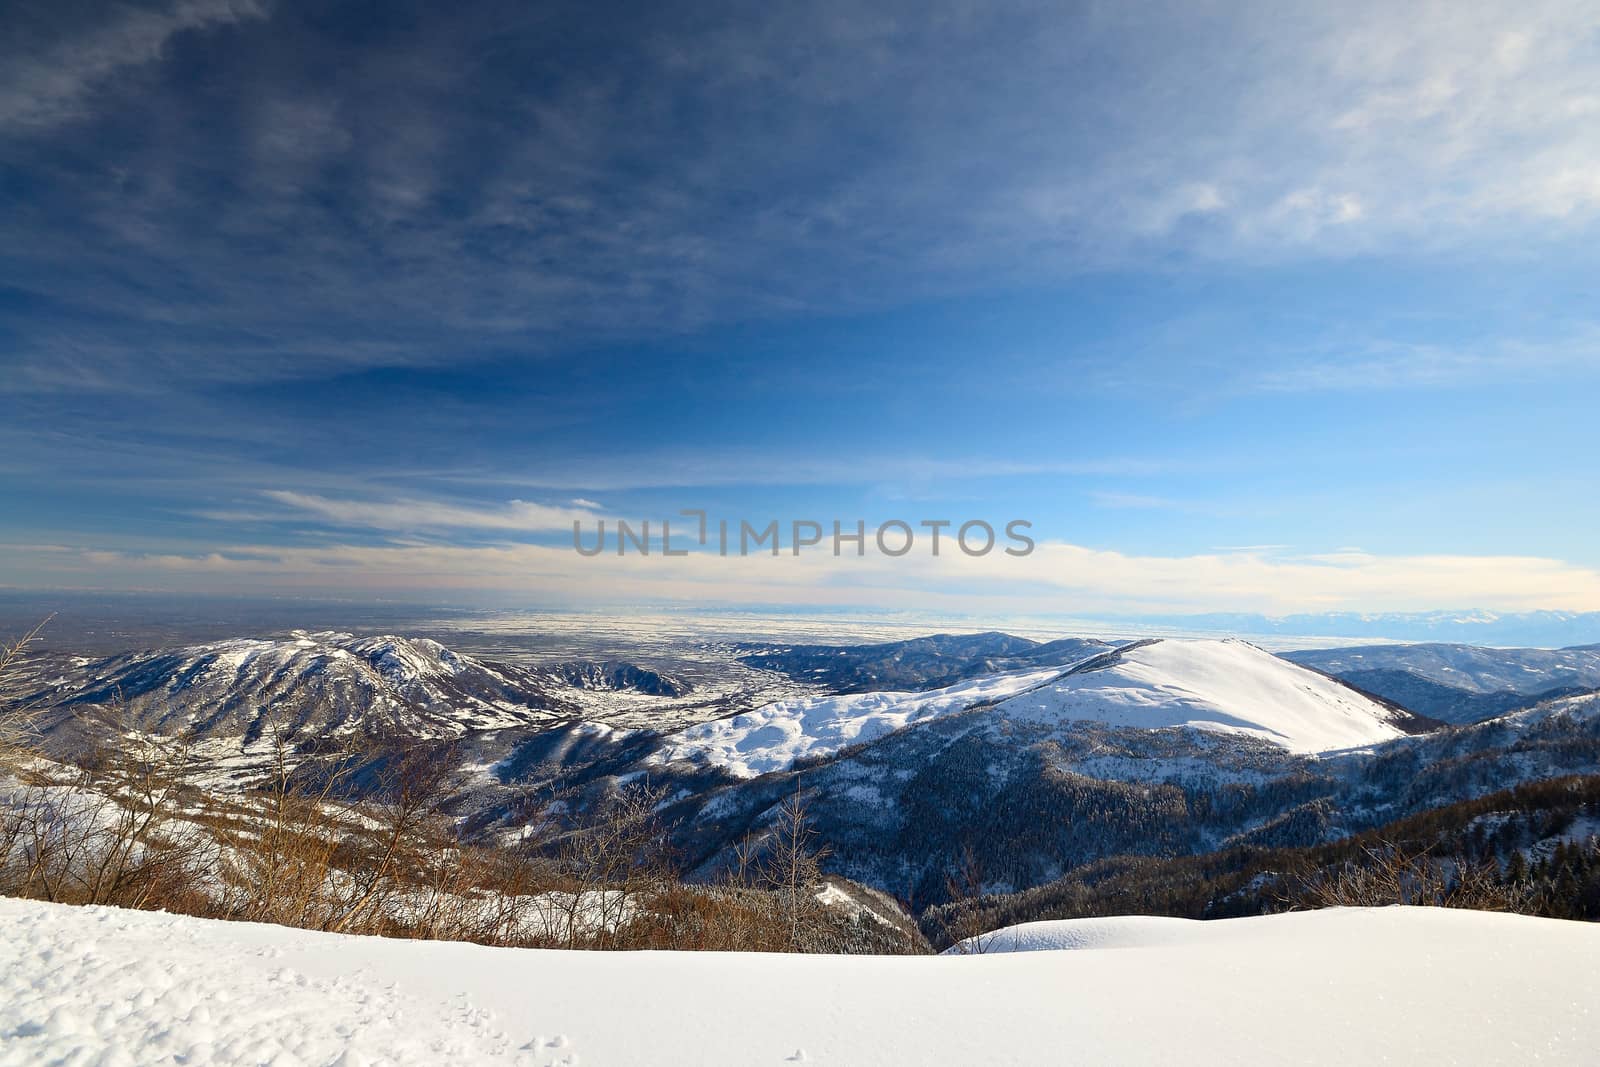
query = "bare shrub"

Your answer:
(701, 779), (835, 952)
(0, 701), (212, 912)
(211, 720), (361, 928)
